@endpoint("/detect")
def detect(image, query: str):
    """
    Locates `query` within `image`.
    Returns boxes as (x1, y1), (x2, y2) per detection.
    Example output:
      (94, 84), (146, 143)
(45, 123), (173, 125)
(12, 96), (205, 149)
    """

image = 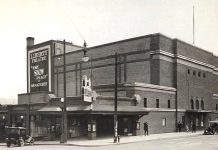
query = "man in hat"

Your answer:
(144, 122), (148, 136)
